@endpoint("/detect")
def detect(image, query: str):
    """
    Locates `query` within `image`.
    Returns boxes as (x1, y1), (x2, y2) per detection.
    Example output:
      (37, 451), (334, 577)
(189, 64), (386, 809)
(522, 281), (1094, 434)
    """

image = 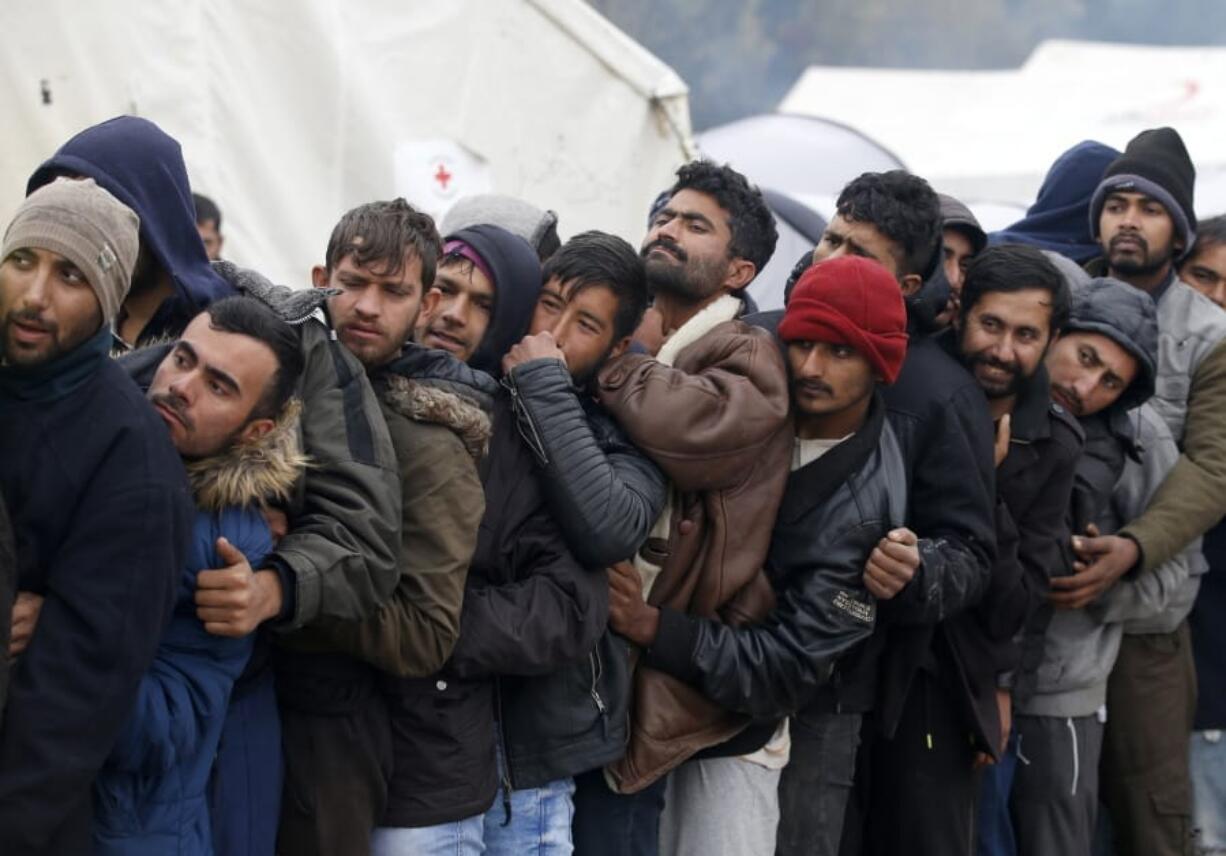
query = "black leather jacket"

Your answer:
(645, 393), (906, 725)
(504, 357), (666, 566)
